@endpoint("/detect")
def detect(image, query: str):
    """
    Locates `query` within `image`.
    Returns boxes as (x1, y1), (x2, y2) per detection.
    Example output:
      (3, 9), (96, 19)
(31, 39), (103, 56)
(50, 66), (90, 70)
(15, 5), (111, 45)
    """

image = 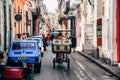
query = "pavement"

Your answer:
(77, 51), (120, 79)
